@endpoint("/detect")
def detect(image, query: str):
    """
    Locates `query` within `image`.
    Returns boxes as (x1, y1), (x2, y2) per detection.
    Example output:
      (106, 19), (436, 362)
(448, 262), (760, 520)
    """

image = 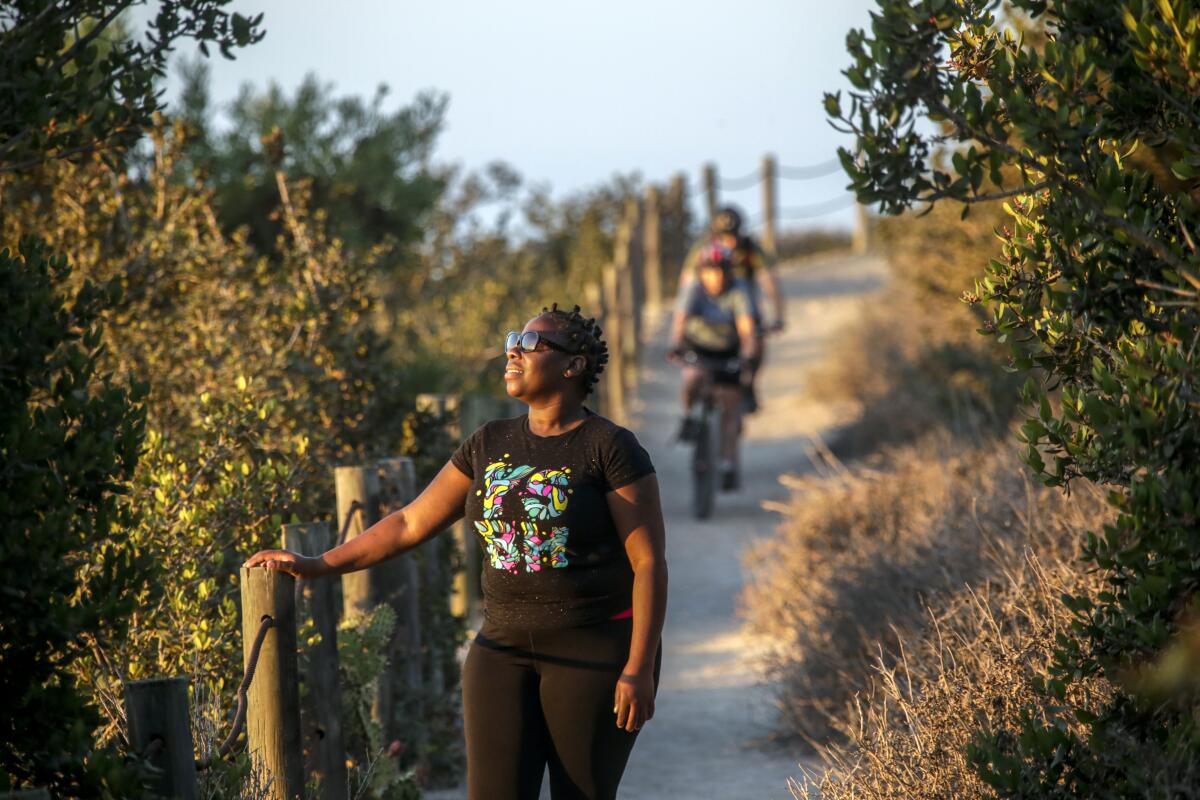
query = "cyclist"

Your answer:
(678, 205), (785, 413)
(668, 246), (759, 490)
